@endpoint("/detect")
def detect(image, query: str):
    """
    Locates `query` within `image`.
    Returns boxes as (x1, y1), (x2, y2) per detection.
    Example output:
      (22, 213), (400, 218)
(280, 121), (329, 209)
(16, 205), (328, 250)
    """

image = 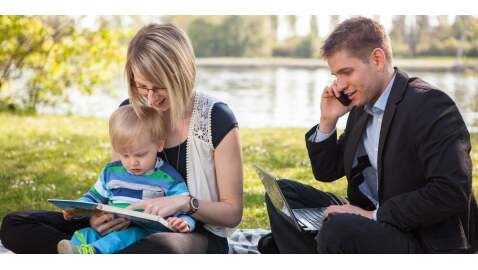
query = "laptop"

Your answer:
(255, 165), (326, 232)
